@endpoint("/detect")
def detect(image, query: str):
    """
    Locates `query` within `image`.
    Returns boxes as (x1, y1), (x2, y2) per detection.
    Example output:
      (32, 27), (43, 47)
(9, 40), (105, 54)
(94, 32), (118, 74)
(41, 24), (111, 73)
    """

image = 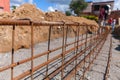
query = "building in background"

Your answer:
(92, 0), (114, 16)
(0, 0), (10, 12)
(82, 0), (120, 24)
(83, 0), (114, 16)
